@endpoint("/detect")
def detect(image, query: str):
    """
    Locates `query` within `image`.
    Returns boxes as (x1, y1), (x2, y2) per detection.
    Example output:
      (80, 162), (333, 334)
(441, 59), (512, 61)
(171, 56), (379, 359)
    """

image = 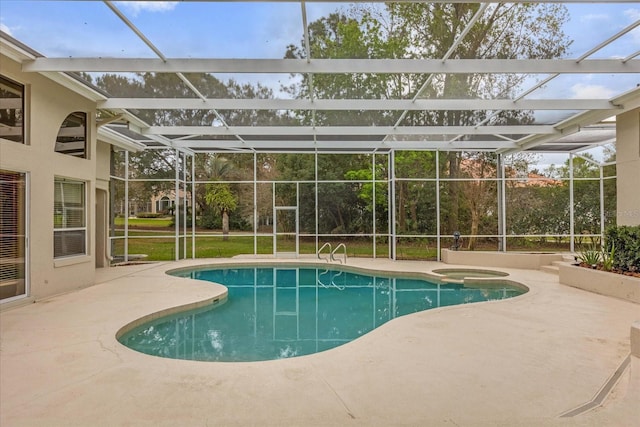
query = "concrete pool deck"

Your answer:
(1, 258), (639, 426)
